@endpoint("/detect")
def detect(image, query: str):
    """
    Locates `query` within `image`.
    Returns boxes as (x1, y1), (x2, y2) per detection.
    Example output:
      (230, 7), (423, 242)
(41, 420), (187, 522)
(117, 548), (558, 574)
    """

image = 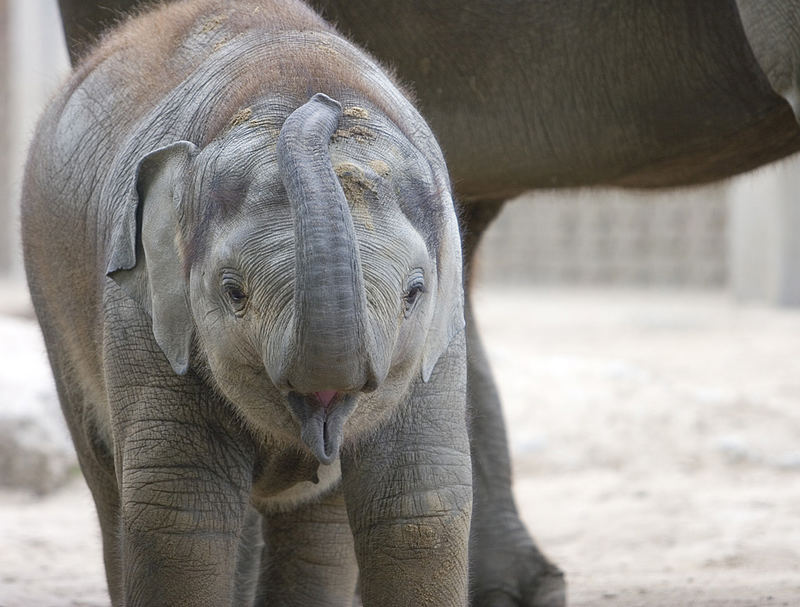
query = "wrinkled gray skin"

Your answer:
(24, 1), (471, 605)
(55, 1), (800, 606)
